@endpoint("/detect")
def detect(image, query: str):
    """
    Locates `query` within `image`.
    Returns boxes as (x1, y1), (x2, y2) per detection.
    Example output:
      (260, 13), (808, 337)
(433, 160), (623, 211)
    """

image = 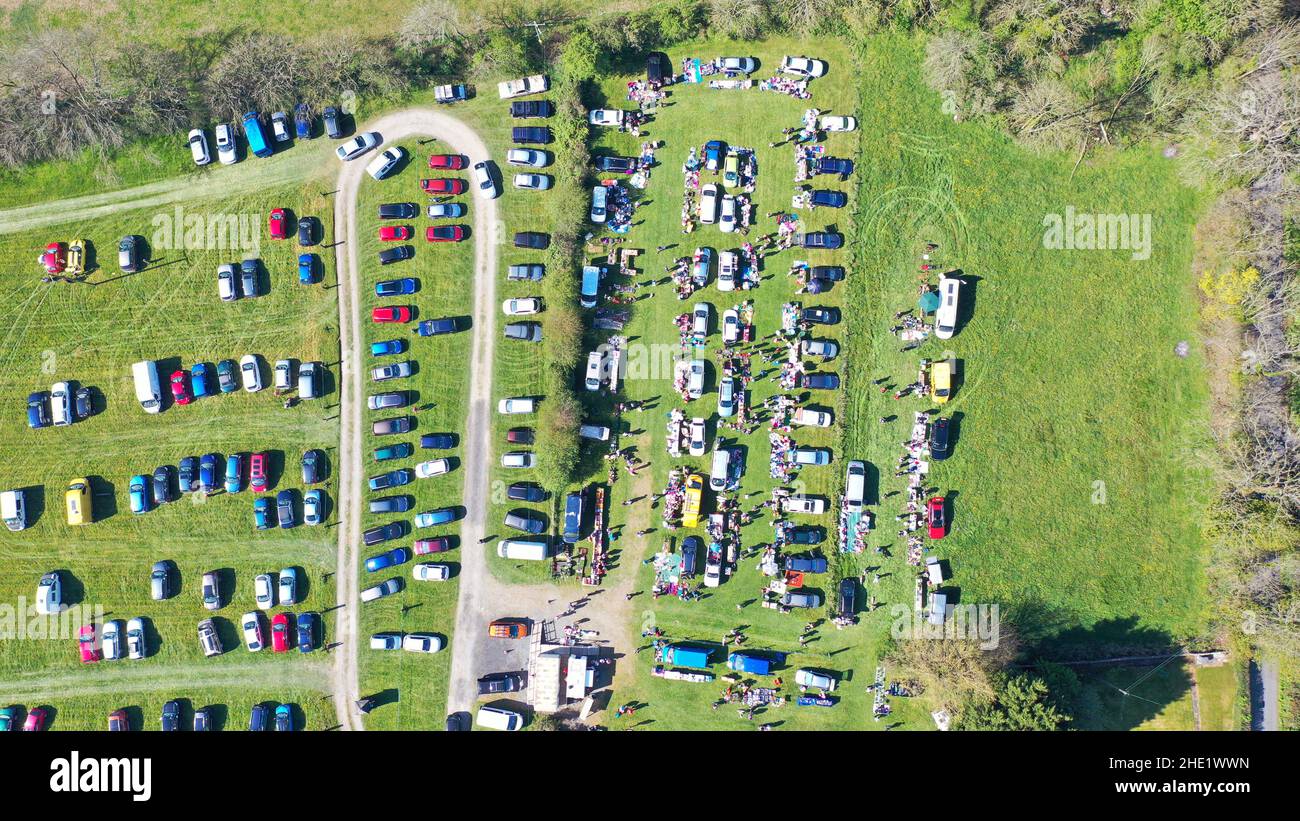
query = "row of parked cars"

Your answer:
(187, 104), (347, 166)
(39, 236), (142, 275)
